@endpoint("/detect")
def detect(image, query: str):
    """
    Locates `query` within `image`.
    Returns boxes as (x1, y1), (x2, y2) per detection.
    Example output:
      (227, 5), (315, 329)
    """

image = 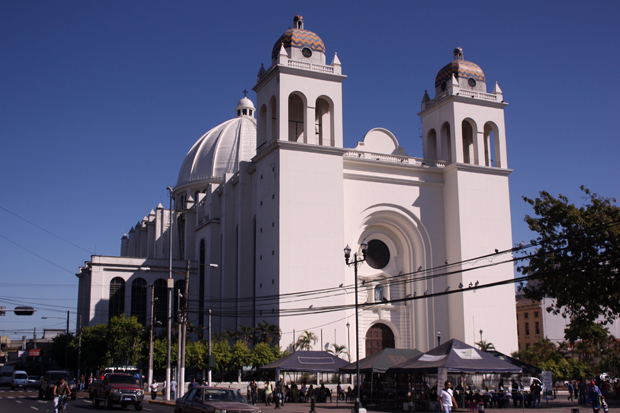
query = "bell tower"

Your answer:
(419, 47), (508, 167)
(253, 16), (346, 149)
(419, 48), (518, 351)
